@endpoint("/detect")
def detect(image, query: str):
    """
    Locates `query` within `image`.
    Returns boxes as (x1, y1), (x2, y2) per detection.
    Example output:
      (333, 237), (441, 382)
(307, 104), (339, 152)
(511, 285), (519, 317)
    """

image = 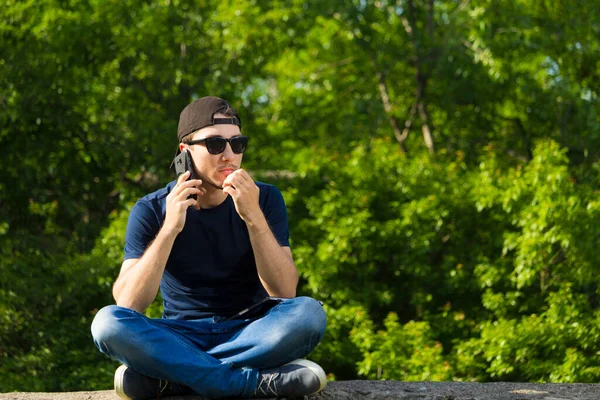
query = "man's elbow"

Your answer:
(113, 290), (149, 314)
(287, 274), (299, 298)
(267, 283), (296, 299)
(280, 282), (297, 298)
(115, 298), (148, 314)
